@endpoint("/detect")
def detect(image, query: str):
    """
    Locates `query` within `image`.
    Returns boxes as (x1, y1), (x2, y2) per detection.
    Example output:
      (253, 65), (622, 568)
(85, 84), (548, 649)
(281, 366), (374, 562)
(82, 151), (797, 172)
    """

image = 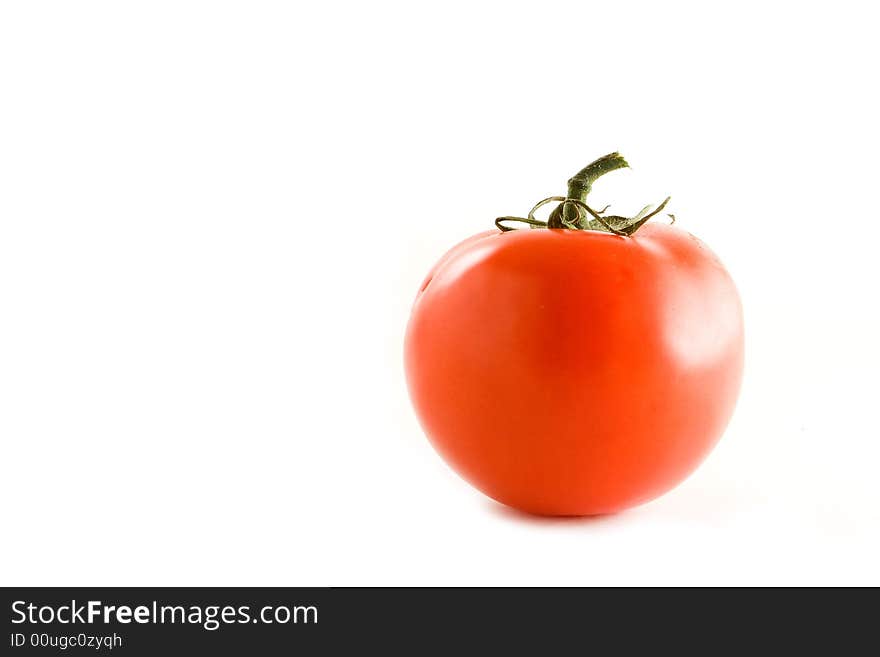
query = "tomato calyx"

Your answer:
(495, 152), (673, 236)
